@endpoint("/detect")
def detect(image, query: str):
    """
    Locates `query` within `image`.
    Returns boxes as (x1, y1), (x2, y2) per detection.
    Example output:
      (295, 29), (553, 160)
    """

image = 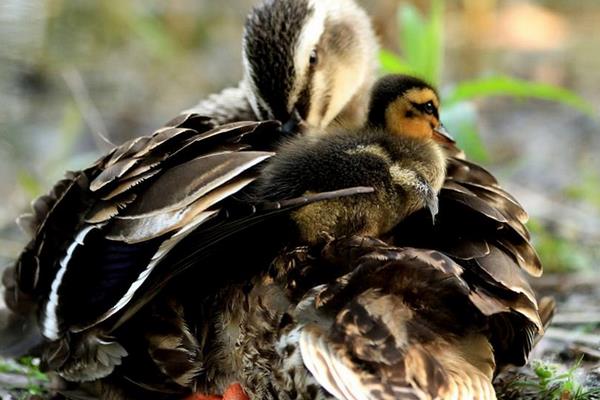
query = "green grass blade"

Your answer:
(443, 76), (595, 116)
(379, 49), (415, 75)
(425, 0), (444, 86)
(399, 4), (427, 78)
(396, 1), (444, 85)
